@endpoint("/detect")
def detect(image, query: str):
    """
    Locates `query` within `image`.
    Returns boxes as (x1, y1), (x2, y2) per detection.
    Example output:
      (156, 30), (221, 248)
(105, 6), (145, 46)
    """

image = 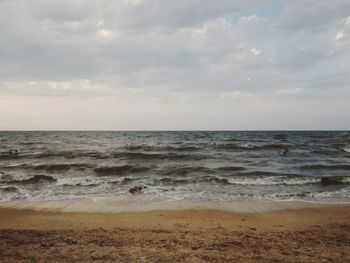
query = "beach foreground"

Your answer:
(0, 206), (349, 262)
